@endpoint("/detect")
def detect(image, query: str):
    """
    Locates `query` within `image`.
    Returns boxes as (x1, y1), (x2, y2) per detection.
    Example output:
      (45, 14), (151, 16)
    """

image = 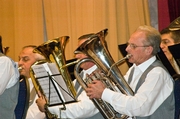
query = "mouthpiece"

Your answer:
(18, 67), (22, 71)
(125, 54), (132, 59)
(116, 54), (131, 66)
(60, 59), (80, 69)
(107, 54), (131, 77)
